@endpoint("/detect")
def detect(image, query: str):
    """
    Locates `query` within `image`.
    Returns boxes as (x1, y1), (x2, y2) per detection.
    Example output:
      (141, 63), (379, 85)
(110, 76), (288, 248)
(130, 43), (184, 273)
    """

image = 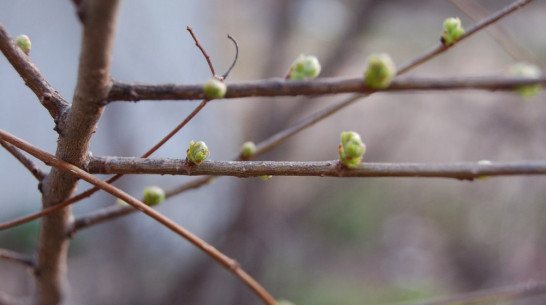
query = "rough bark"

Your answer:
(32, 1), (120, 304)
